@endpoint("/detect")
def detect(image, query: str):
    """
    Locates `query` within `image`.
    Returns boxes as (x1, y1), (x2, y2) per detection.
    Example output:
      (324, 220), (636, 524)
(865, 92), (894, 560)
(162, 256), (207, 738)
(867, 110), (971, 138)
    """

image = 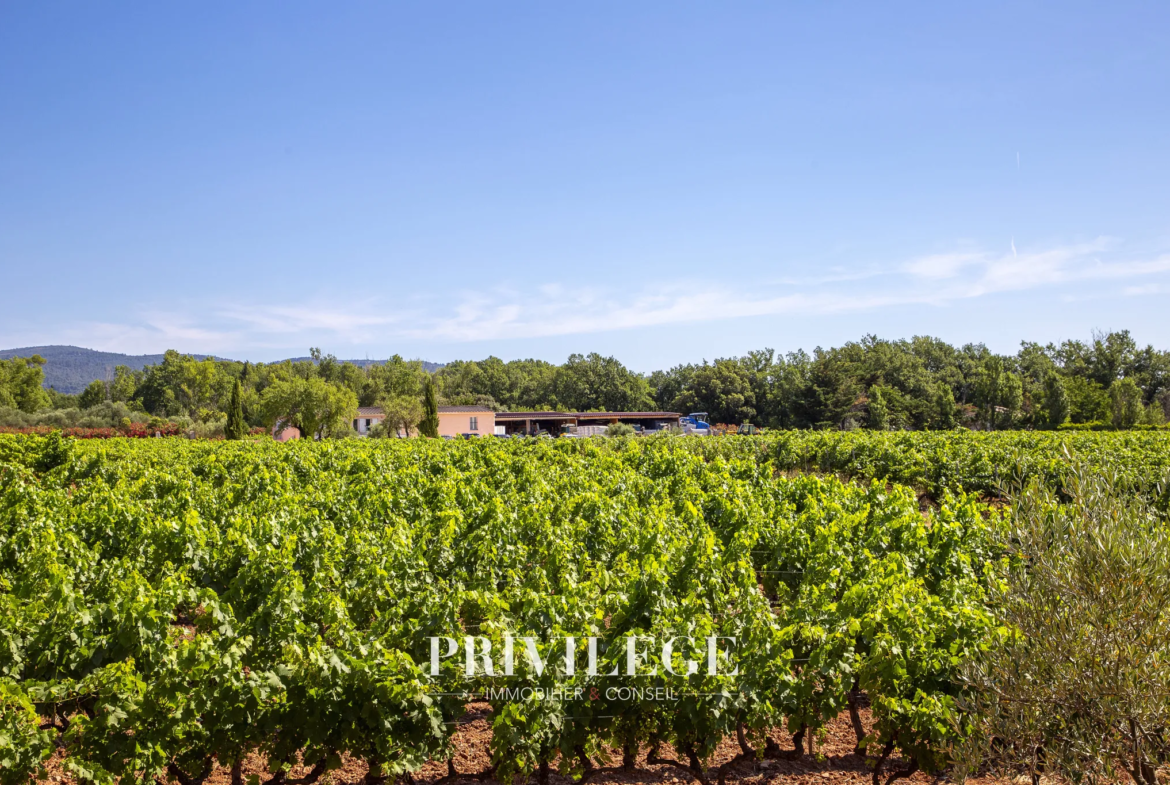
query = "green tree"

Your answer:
(931, 385), (957, 429)
(649, 364), (696, 413)
(866, 386), (890, 430)
(551, 353), (654, 412)
(135, 350), (228, 417)
(78, 379), (107, 409)
(1041, 371), (1070, 428)
(109, 365), (138, 403)
(419, 376), (439, 438)
(224, 379), (246, 440)
(259, 378), (357, 440)
(605, 422), (635, 437)
(670, 359), (756, 424)
(362, 355), (426, 406)
(0, 355), (50, 413)
(309, 347), (340, 383)
(1089, 329), (1138, 387)
(46, 388), (77, 409)
(796, 335), (949, 429)
(1109, 377), (1143, 429)
(1064, 376), (1110, 423)
(434, 357), (556, 410)
(373, 394), (423, 438)
(973, 357), (1022, 430)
